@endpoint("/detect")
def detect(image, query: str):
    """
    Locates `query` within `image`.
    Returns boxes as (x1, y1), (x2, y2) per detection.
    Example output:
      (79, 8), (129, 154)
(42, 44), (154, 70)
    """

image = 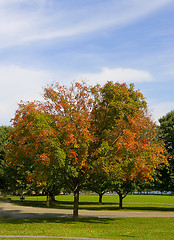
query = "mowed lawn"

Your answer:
(1, 217), (174, 240)
(1, 194), (174, 239)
